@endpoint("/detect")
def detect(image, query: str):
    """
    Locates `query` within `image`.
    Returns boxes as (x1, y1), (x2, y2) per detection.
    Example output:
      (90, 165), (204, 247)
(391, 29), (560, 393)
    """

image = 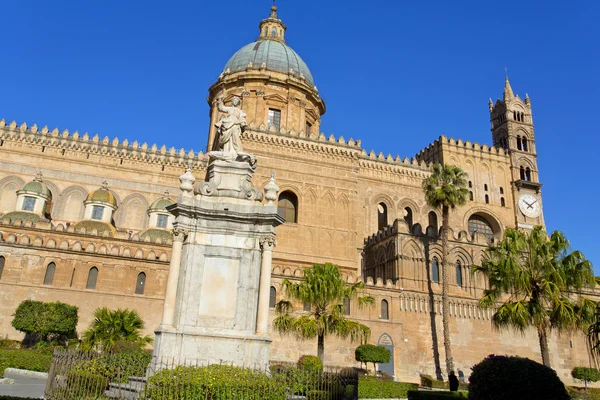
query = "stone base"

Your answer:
(153, 325), (272, 367)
